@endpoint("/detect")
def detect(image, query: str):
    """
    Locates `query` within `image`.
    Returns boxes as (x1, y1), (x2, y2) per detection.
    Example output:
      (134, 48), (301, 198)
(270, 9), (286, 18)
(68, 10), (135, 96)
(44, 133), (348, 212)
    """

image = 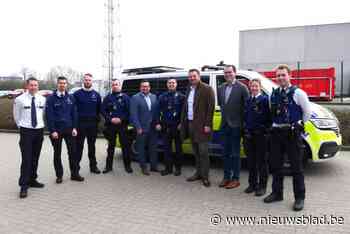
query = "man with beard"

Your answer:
(74, 73), (102, 174)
